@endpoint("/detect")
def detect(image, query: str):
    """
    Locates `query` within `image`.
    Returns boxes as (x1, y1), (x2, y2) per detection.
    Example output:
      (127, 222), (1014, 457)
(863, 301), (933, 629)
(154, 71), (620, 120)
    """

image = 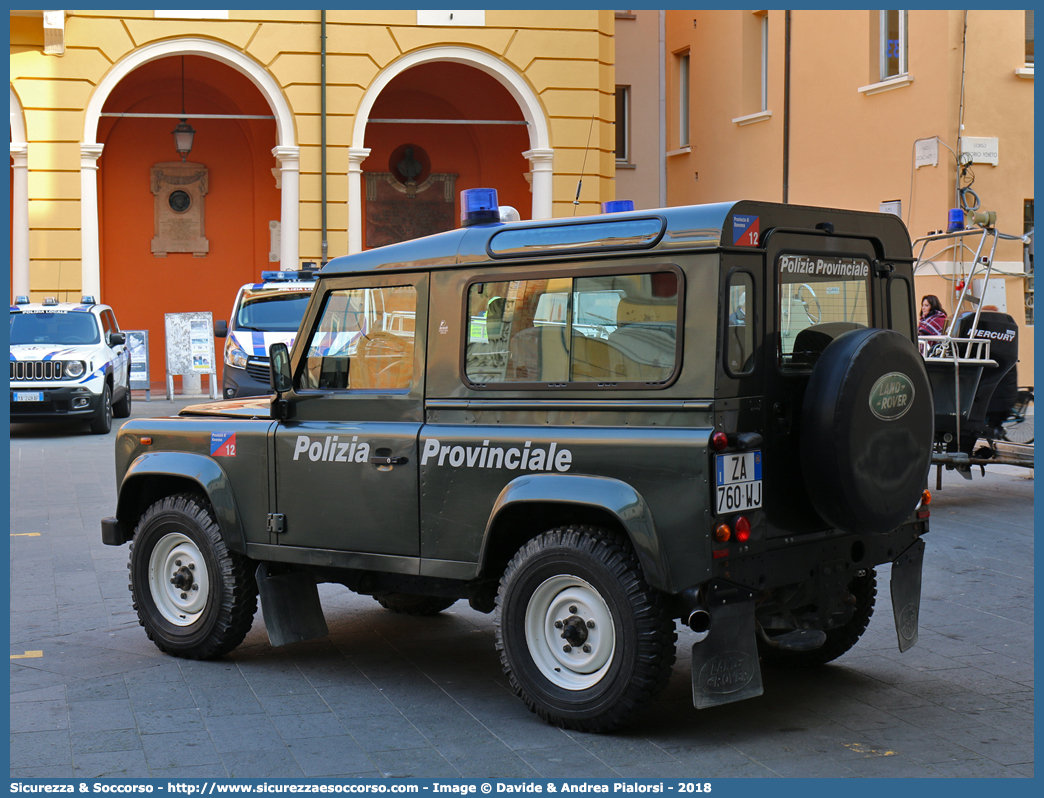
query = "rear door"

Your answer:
(760, 231), (881, 534)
